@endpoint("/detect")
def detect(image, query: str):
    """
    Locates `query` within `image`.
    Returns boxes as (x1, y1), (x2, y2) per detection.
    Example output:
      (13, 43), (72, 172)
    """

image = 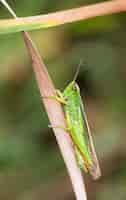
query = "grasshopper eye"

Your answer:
(72, 84), (78, 91)
(64, 96), (68, 101)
